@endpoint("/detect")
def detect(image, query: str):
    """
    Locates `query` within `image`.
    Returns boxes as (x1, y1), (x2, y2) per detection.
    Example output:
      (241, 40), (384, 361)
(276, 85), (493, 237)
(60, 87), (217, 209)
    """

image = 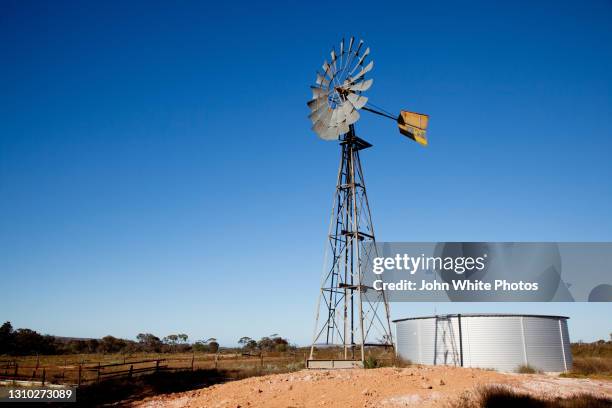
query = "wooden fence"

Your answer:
(0, 353), (304, 386)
